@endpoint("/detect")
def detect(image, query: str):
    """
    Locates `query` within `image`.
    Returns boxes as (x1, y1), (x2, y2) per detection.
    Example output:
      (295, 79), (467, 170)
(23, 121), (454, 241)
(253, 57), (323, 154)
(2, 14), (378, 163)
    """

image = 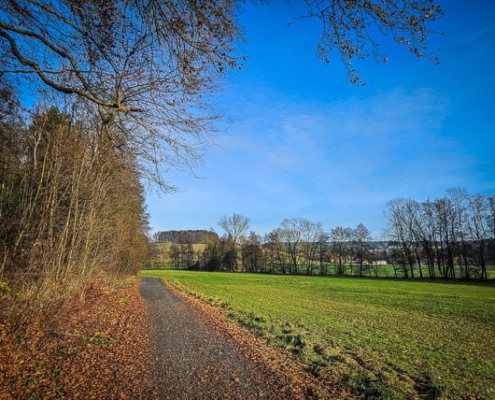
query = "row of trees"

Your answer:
(157, 217), (384, 277)
(159, 191), (495, 280)
(0, 86), (150, 305)
(385, 189), (495, 280)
